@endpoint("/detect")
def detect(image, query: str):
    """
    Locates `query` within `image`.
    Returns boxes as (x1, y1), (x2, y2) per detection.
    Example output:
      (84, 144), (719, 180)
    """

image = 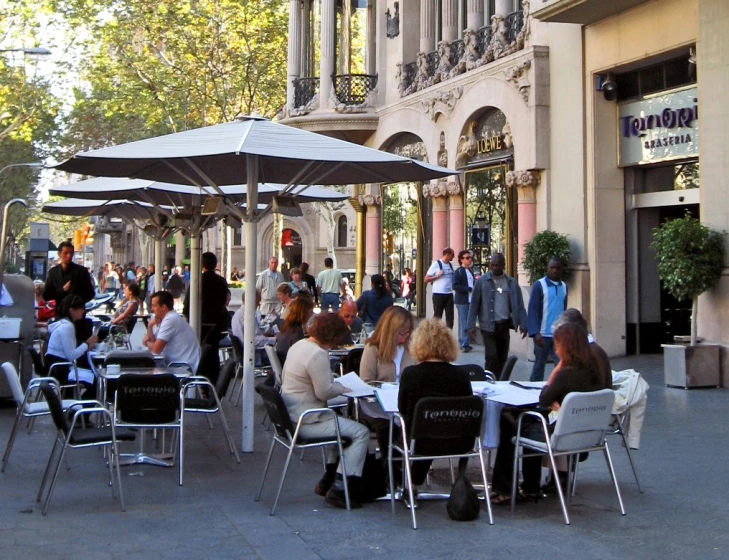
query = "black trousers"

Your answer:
(481, 320), (512, 376)
(491, 410), (548, 495)
(432, 293), (454, 329)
